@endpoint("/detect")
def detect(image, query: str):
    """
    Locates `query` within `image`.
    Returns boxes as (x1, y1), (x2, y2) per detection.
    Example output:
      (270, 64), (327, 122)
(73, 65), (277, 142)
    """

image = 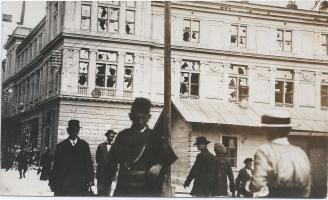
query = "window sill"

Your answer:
(275, 103), (294, 108)
(179, 95), (199, 100)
